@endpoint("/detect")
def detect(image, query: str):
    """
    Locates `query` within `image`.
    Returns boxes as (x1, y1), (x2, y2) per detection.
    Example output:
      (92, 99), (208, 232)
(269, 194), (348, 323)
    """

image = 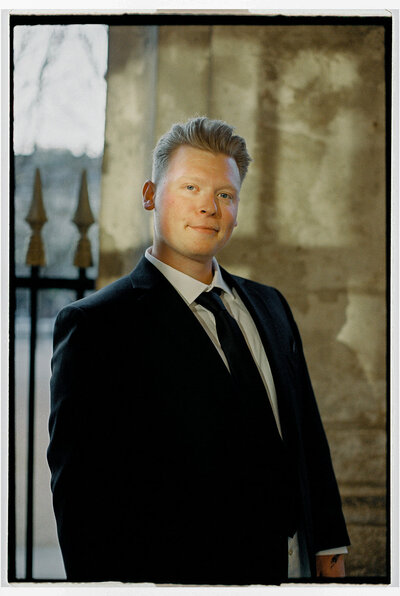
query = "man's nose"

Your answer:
(199, 192), (218, 215)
